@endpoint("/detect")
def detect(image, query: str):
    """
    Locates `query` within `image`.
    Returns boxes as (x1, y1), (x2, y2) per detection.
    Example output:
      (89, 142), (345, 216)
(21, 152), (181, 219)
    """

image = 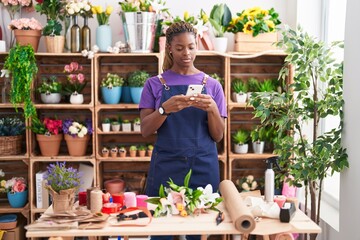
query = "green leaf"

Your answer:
(184, 169), (192, 187)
